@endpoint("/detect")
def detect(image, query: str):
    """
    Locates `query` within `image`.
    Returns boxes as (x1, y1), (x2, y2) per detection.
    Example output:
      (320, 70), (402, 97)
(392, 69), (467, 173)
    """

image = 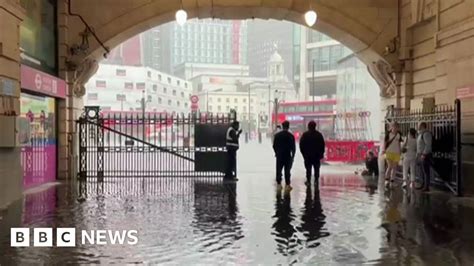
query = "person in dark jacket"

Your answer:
(364, 150), (379, 176)
(273, 121), (296, 190)
(299, 121), (325, 185)
(225, 121), (242, 180)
